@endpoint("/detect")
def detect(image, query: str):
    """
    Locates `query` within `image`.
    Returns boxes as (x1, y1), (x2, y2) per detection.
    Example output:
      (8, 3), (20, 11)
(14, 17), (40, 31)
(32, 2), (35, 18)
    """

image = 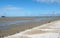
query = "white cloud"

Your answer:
(3, 5), (24, 10)
(34, 0), (60, 3)
(0, 5), (24, 16)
